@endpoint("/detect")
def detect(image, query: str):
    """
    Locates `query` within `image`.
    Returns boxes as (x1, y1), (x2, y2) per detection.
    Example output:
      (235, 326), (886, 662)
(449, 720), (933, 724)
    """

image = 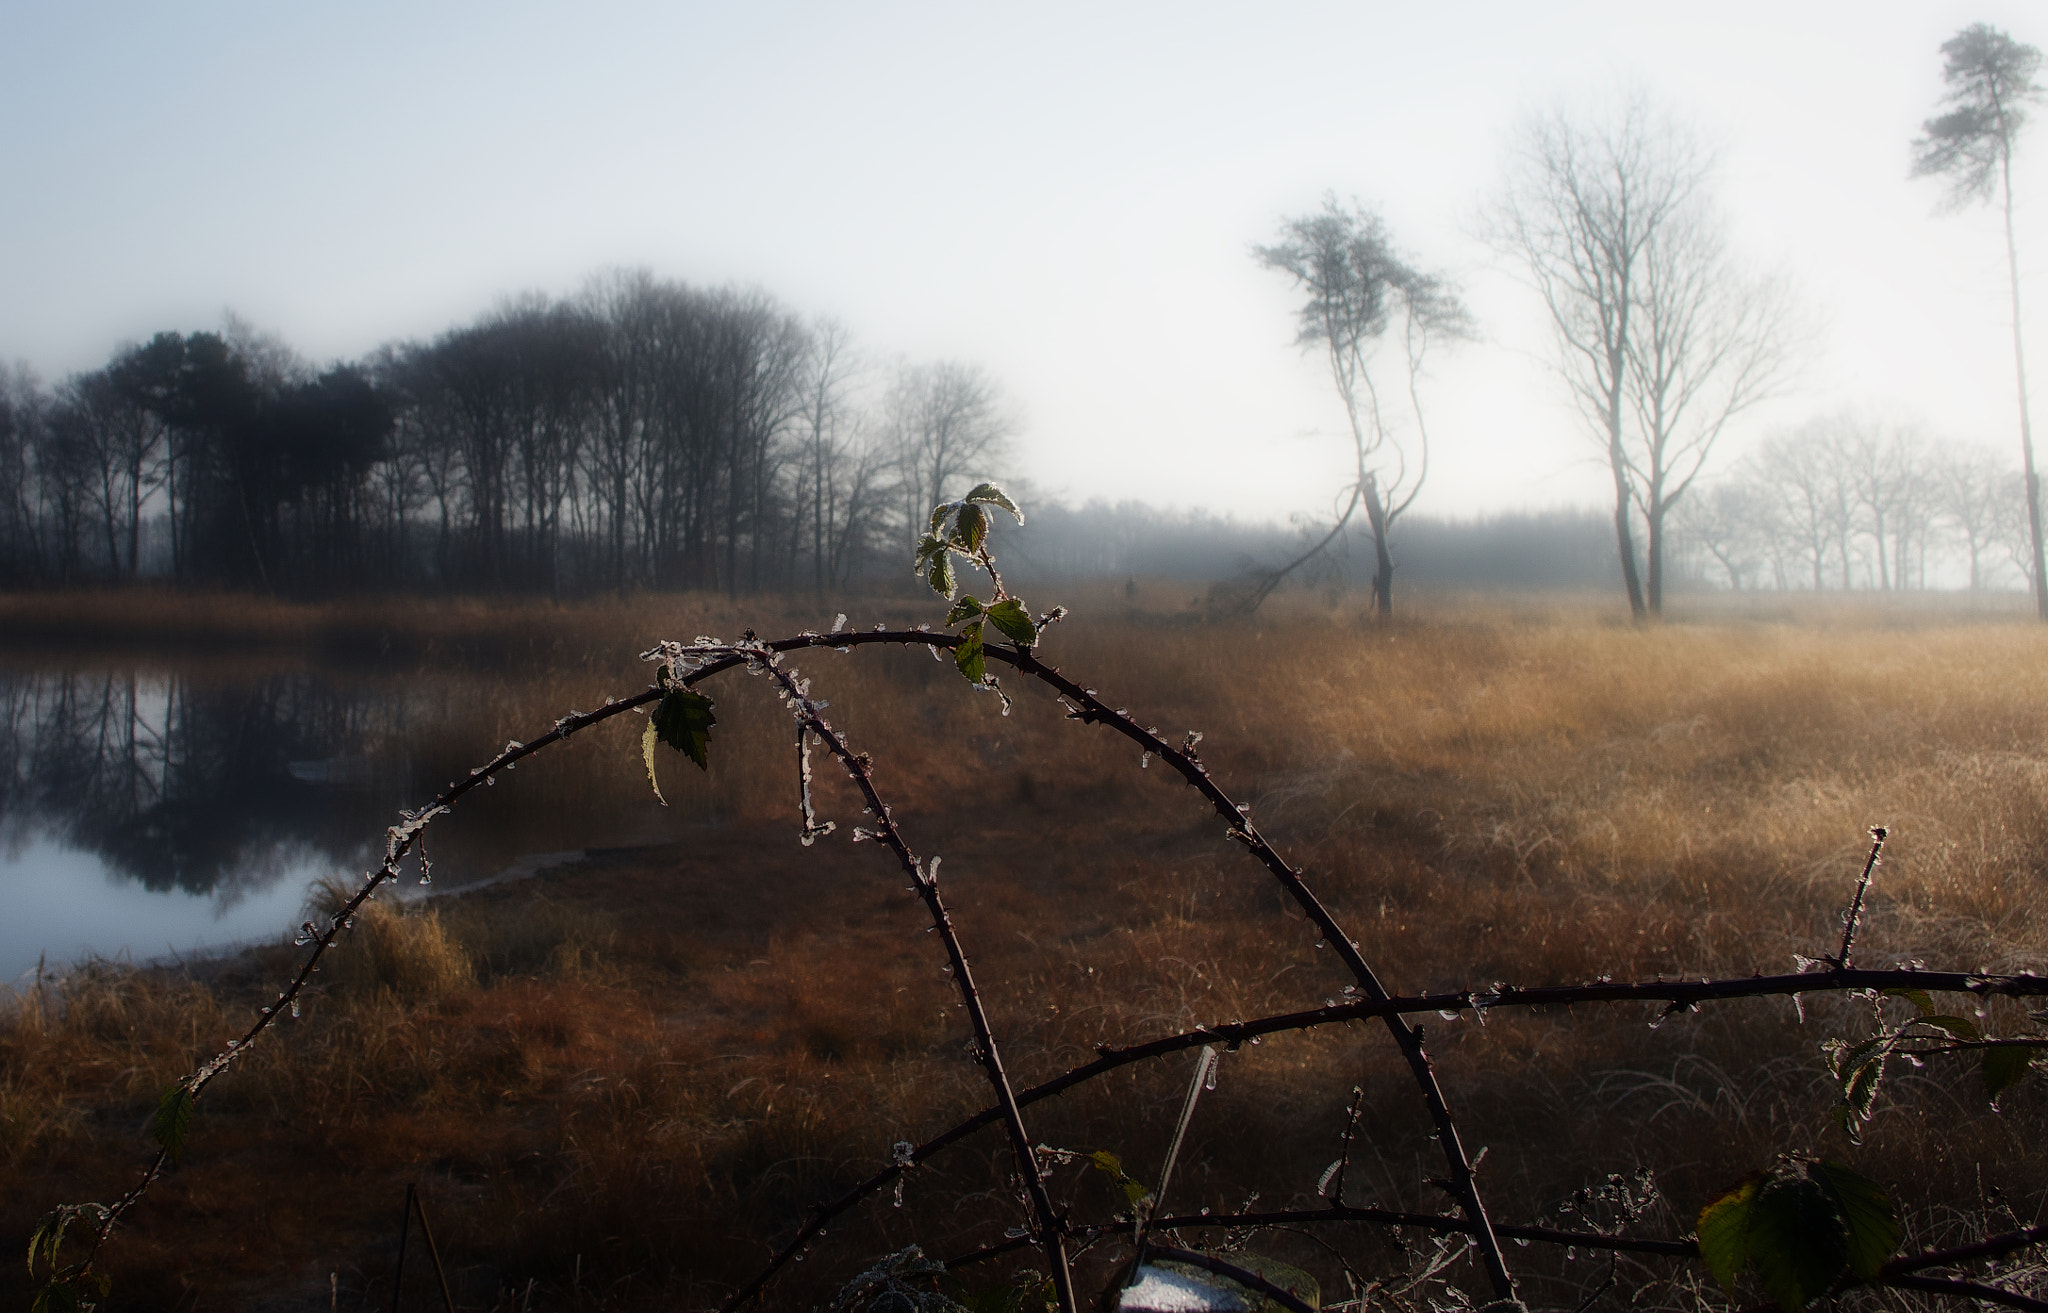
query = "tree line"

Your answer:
(1673, 414), (2030, 592)
(0, 272), (1006, 596)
